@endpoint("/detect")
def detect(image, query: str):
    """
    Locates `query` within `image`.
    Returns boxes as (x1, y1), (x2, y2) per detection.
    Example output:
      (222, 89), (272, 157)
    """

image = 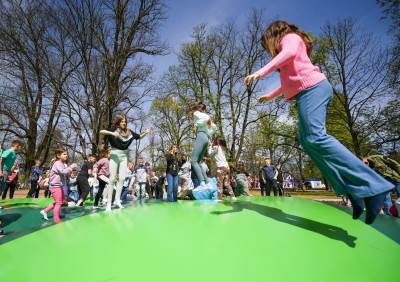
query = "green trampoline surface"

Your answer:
(0, 197), (399, 282)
